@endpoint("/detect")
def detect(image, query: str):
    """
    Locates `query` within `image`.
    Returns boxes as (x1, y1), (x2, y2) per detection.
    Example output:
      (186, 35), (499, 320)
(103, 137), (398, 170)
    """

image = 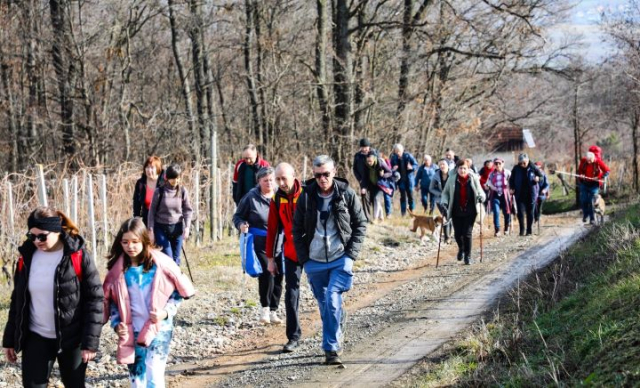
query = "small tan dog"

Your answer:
(593, 193), (605, 225)
(408, 210), (444, 241)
